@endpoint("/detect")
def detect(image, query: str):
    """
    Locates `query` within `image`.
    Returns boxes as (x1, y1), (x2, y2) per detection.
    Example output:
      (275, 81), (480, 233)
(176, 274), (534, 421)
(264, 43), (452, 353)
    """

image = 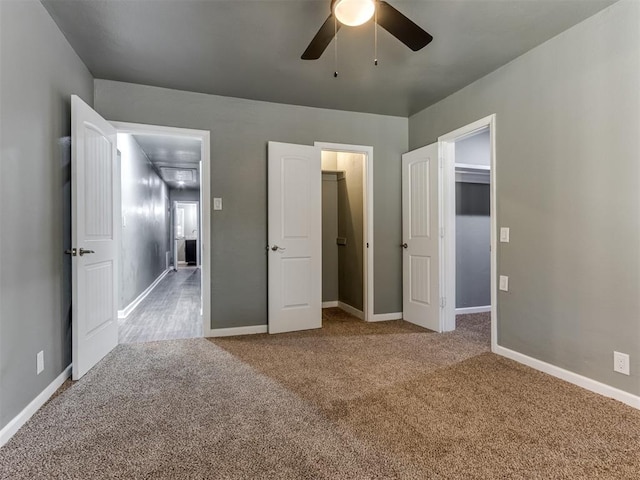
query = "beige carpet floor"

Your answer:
(1, 309), (639, 479)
